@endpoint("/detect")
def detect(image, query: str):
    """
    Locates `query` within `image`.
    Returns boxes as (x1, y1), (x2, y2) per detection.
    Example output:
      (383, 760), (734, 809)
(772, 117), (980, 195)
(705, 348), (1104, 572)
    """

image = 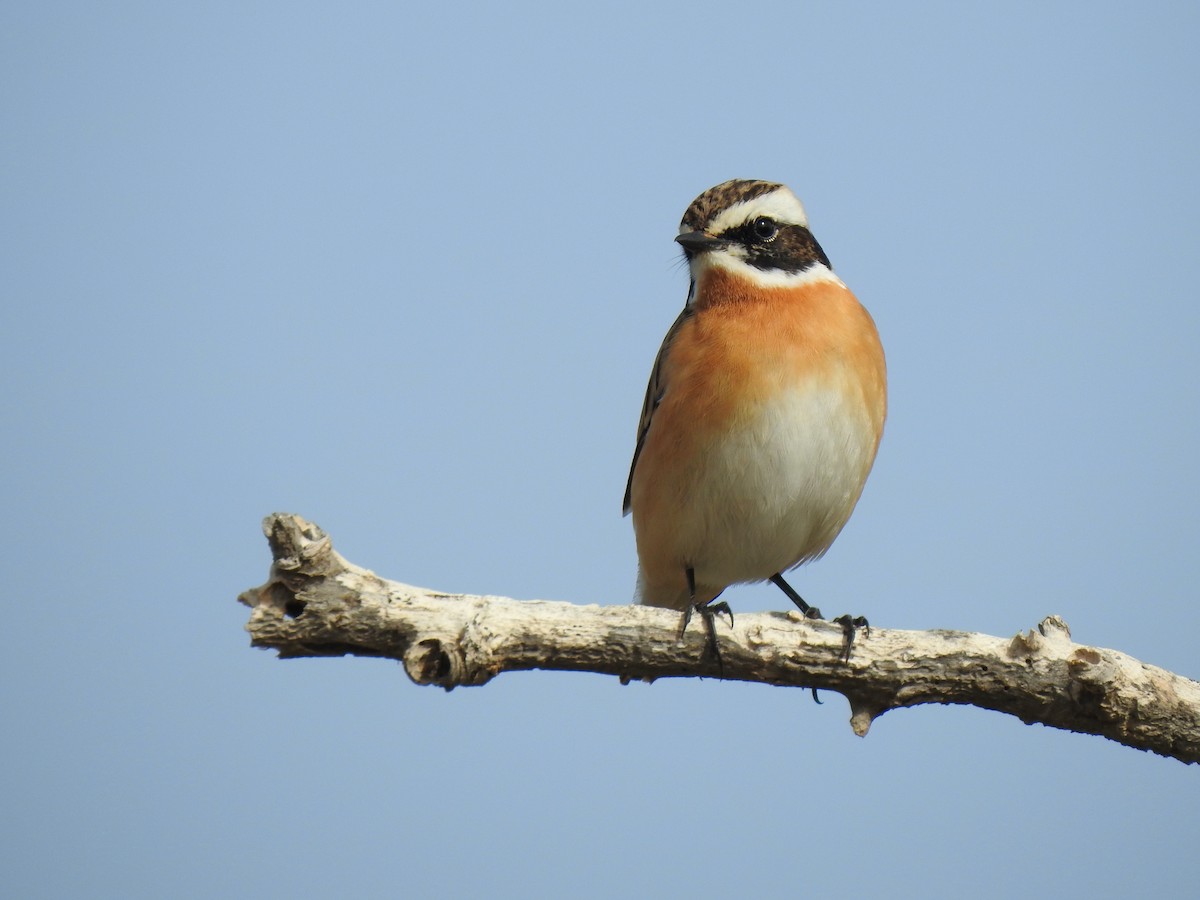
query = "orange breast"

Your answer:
(629, 265), (887, 607)
(666, 266), (886, 444)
